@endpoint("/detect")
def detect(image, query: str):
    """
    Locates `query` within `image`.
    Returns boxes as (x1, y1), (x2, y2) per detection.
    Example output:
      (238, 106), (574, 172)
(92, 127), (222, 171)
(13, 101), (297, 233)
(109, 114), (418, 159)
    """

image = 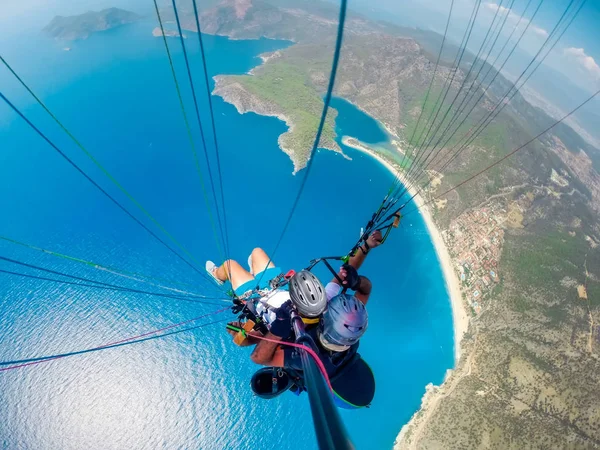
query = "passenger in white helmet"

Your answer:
(208, 231), (382, 406)
(206, 248), (326, 329)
